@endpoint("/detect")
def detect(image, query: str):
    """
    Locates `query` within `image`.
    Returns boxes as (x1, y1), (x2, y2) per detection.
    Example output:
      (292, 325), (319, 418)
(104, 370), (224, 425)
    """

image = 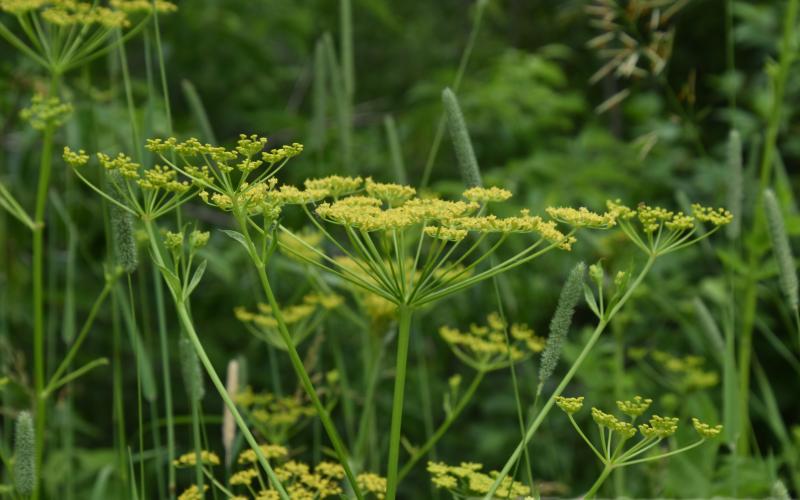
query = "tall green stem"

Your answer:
(143, 221), (289, 499)
(32, 75), (60, 500)
(398, 370), (485, 479)
(249, 255), (363, 499)
(153, 262), (176, 499)
(173, 303), (289, 499)
(737, 0), (799, 455)
(385, 305), (413, 500)
(484, 256), (656, 499)
(584, 464), (614, 498)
